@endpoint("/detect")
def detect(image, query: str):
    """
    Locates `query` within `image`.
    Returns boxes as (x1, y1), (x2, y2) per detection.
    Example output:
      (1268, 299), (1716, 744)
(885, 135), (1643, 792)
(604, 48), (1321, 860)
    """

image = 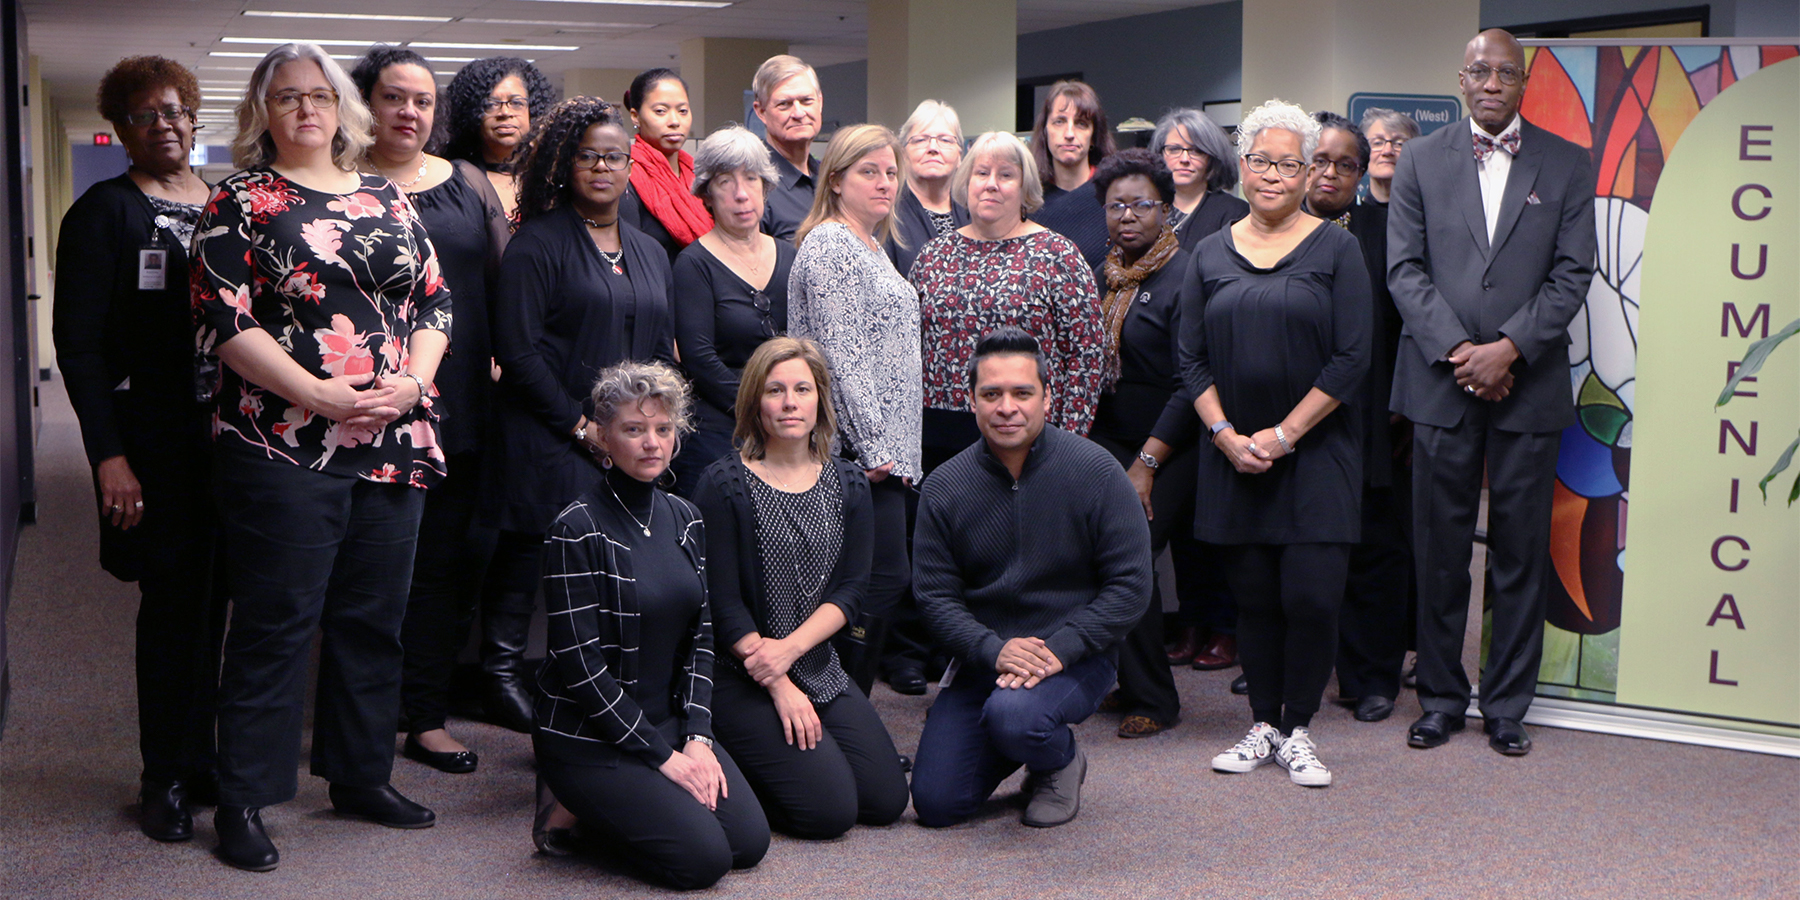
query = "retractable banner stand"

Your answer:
(1512, 40), (1800, 756)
